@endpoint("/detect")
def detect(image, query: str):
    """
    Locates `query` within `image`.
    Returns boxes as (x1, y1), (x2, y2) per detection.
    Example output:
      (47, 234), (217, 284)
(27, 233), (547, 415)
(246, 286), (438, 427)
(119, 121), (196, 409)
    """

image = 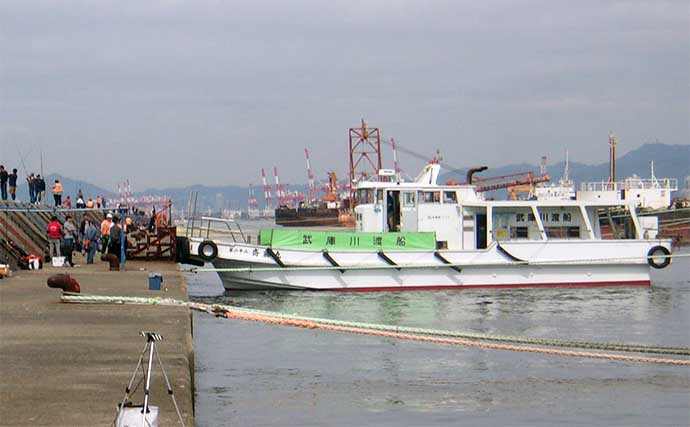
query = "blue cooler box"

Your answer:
(148, 273), (163, 291)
